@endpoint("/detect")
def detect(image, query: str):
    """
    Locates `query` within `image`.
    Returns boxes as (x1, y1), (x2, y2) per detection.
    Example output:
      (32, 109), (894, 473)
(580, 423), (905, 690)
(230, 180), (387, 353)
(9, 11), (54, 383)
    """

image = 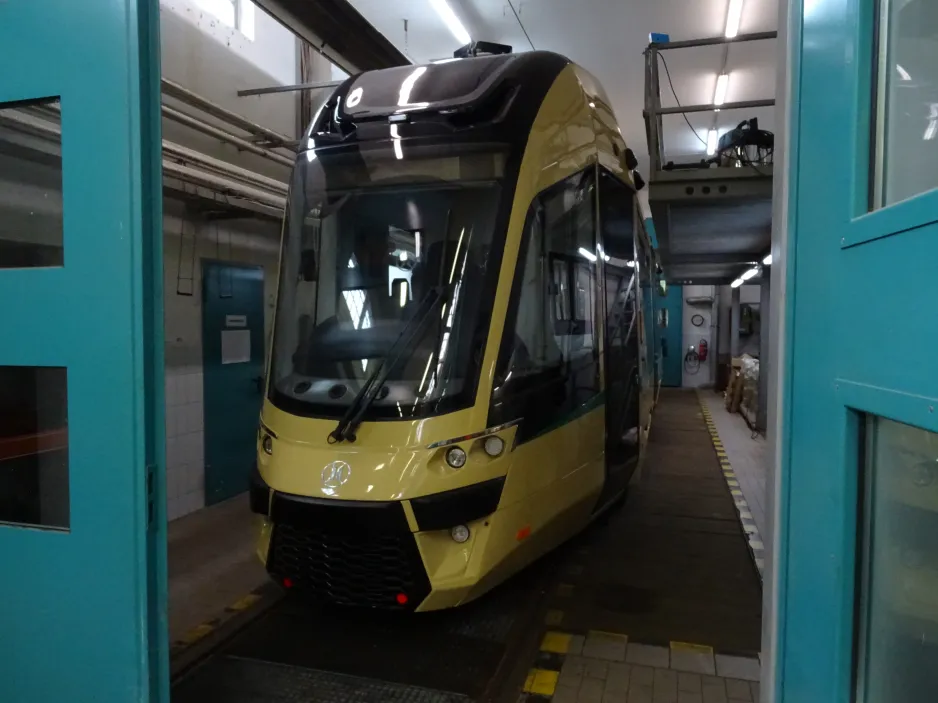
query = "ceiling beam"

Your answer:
(650, 30), (778, 51)
(253, 0), (410, 75)
(649, 167), (773, 203)
(665, 253), (761, 265)
(666, 277), (736, 285)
